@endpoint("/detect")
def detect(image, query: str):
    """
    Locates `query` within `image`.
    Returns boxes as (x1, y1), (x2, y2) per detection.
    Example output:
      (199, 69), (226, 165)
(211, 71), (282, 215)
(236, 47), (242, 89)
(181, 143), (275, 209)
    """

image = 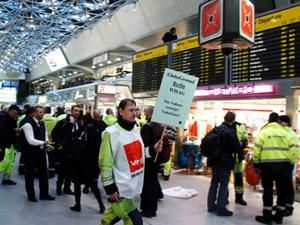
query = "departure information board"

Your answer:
(171, 36), (226, 86)
(132, 45), (168, 93)
(232, 5), (300, 83)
